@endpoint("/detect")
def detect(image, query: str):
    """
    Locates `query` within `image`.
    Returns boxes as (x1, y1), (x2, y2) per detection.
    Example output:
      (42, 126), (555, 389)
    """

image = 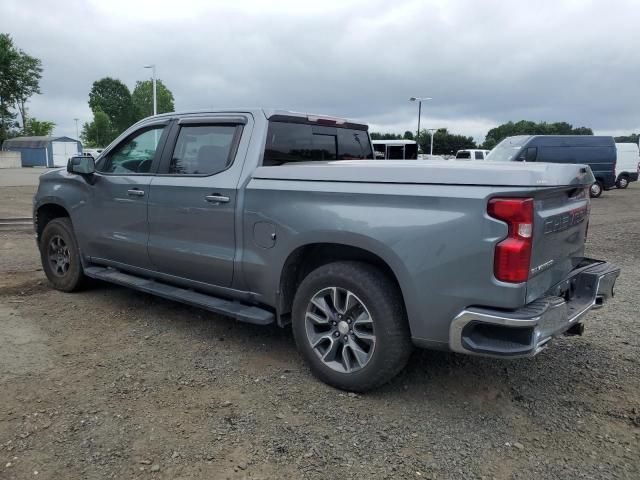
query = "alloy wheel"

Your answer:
(48, 235), (71, 277)
(304, 287), (376, 373)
